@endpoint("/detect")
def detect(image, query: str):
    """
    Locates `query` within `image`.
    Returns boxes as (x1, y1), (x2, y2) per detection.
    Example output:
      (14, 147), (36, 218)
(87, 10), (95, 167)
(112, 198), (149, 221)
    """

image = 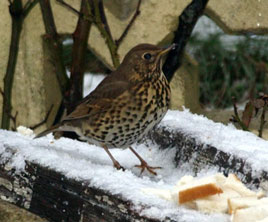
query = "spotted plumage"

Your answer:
(35, 43), (175, 175)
